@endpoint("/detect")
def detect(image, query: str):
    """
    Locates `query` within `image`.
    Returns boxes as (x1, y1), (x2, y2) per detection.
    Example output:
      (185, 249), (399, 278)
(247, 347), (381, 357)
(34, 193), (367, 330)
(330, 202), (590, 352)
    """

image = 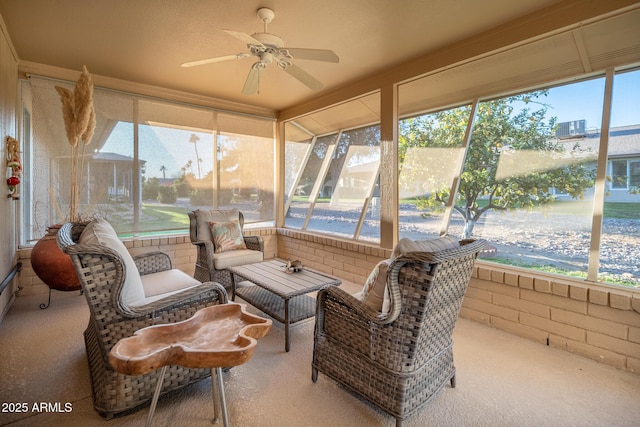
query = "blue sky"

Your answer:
(543, 69), (639, 129)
